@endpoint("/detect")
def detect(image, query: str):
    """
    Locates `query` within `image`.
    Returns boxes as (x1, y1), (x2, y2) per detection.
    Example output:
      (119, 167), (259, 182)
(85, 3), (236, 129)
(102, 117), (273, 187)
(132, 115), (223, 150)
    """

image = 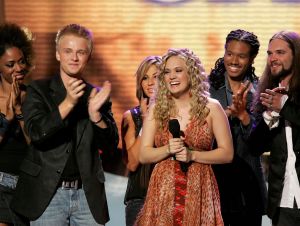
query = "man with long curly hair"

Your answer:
(249, 31), (300, 226)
